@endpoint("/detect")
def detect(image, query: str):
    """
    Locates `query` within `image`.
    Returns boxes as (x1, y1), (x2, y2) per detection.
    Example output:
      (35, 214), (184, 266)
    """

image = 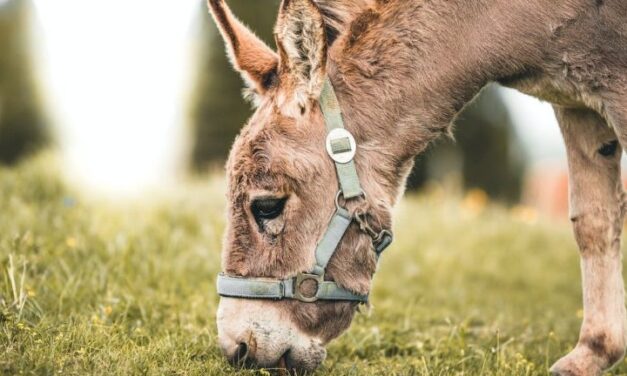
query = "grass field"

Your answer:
(2, 154), (627, 375)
